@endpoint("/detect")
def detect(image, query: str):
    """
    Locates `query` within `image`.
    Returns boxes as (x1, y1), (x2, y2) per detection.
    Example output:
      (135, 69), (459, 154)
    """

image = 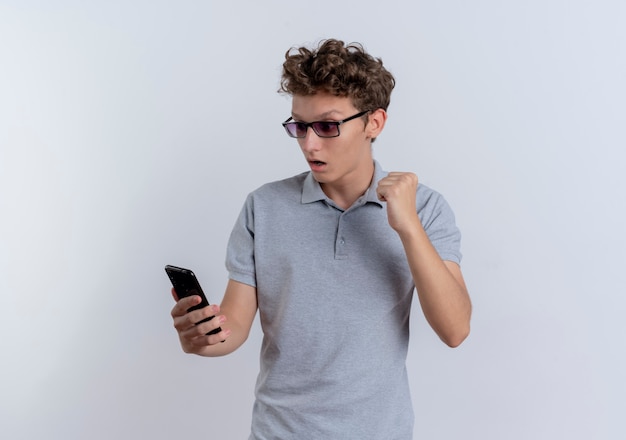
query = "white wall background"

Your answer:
(1, 1), (624, 439)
